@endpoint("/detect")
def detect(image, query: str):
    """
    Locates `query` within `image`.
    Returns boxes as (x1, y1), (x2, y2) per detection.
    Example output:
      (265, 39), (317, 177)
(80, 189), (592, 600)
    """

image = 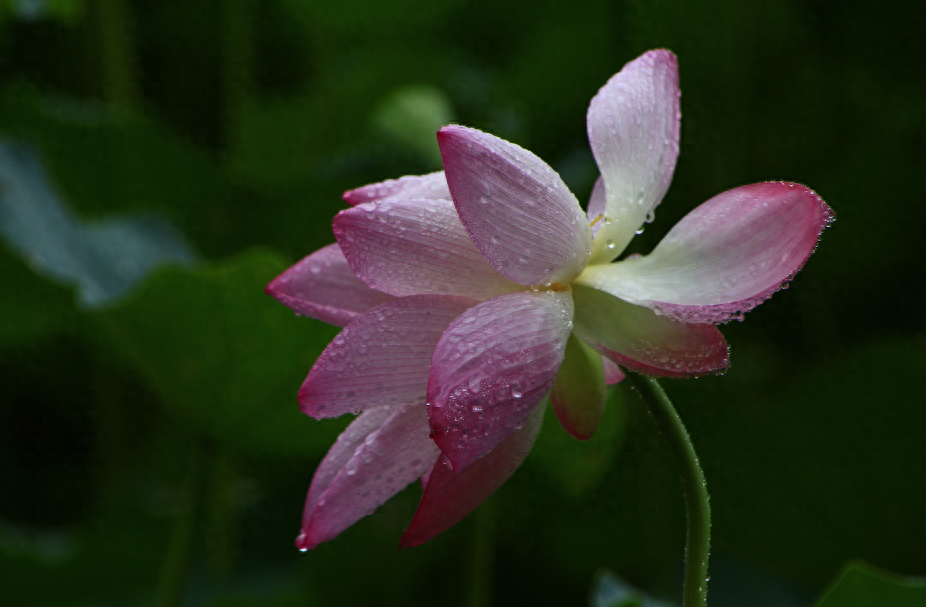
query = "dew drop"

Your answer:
(606, 239), (615, 250)
(645, 210), (655, 223)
